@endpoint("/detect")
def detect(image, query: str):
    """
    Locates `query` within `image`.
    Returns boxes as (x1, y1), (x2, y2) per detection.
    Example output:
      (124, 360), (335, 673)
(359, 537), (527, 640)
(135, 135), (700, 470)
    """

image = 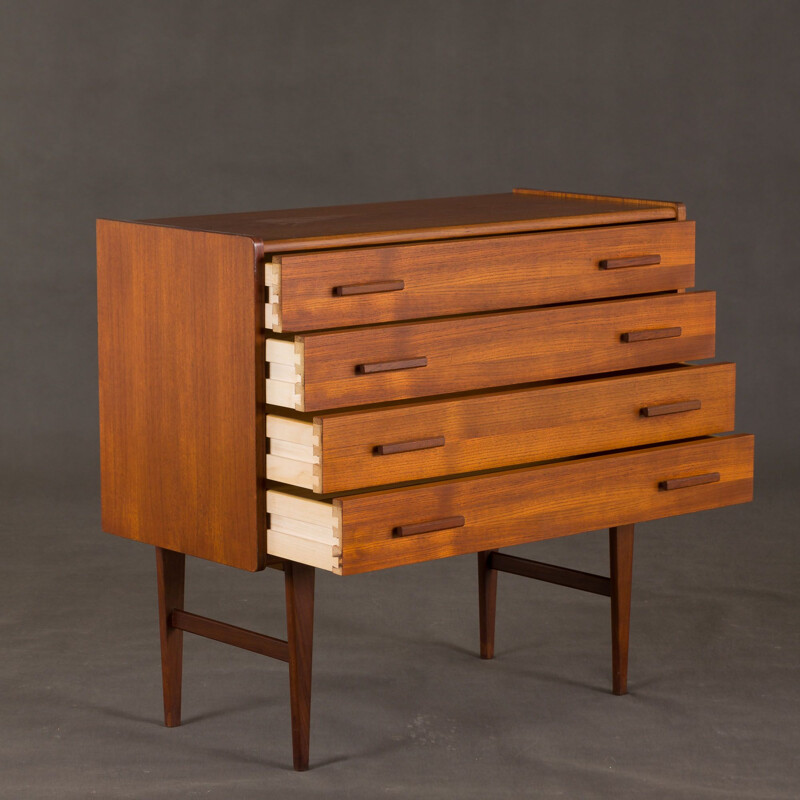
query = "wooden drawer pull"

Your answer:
(374, 436), (445, 456)
(659, 472), (720, 491)
(641, 399), (702, 417)
(356, 357), (427, 375)
(333, 280), (405, 297)
(394, 515), (466, 537)
(621, 326), (682, 343)
(599, 254), (661, 270)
